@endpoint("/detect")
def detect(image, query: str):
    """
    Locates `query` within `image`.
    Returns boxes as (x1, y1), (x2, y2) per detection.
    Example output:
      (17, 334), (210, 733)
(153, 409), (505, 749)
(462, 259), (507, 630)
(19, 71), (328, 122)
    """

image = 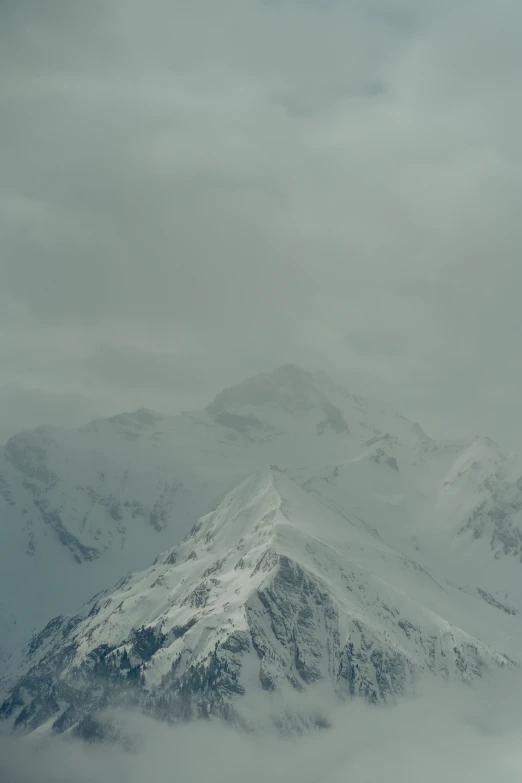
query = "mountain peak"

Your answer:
(207, 364), (330, 416)
(184, 466), (286, 552)
(172, 464), (349, 565)
(271, 363), (324, 384)
(175, 465), (386, 568)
